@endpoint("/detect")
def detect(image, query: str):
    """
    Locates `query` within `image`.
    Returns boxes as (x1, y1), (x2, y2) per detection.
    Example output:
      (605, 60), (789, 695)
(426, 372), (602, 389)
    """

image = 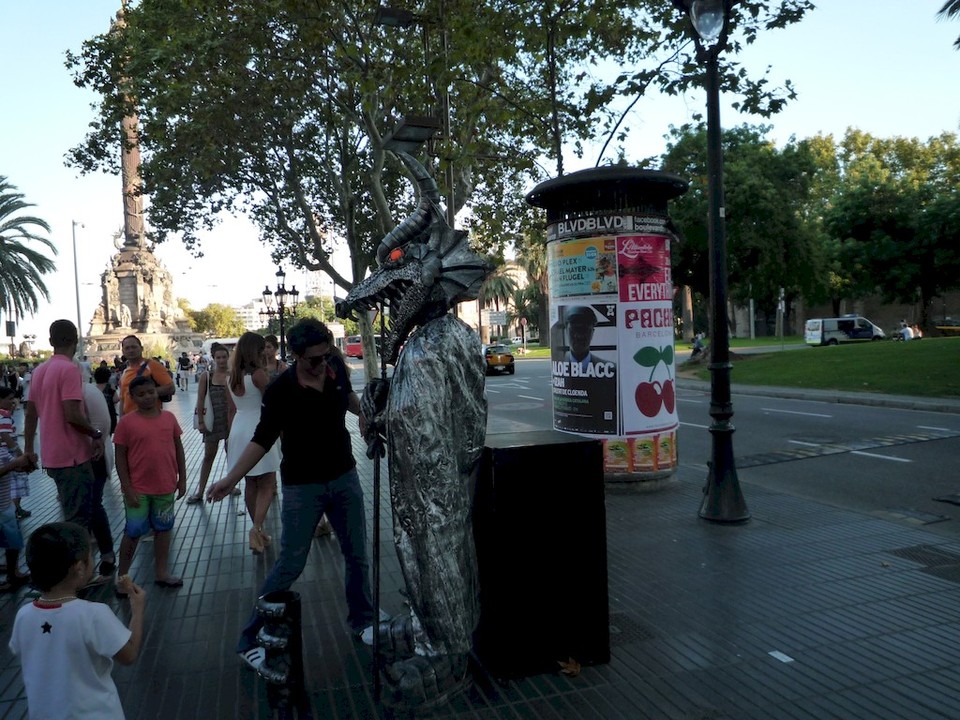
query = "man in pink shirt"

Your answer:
(23, 320), (115, 583)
